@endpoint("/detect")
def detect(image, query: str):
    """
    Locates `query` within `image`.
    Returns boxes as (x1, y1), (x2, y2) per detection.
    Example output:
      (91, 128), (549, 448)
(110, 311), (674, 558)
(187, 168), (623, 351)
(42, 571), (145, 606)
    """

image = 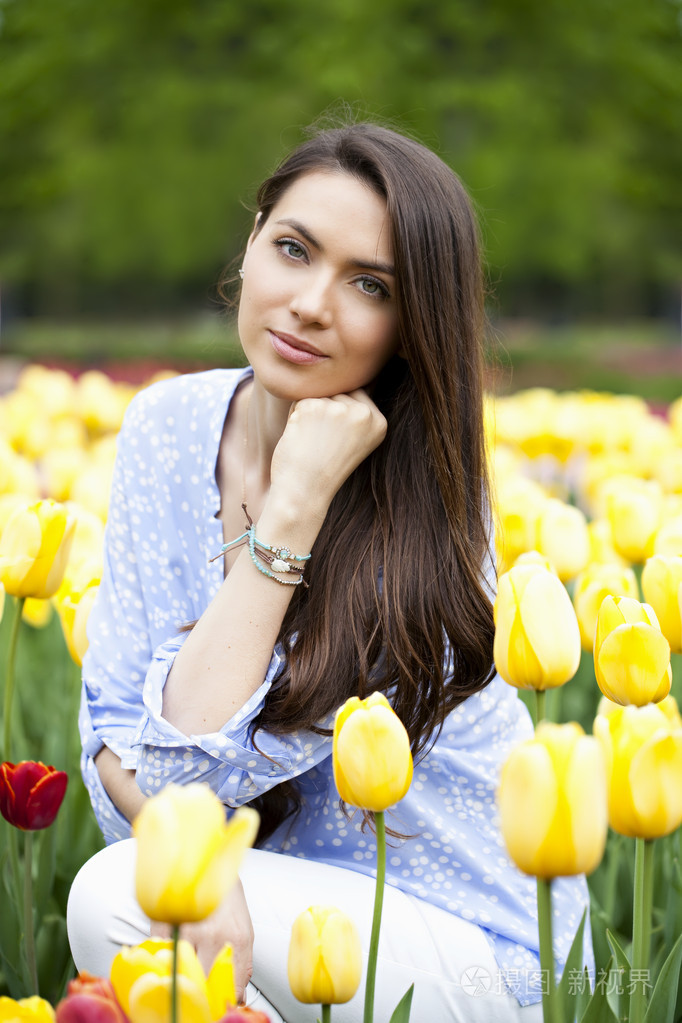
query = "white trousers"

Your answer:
(67, 841), (542, 1023)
